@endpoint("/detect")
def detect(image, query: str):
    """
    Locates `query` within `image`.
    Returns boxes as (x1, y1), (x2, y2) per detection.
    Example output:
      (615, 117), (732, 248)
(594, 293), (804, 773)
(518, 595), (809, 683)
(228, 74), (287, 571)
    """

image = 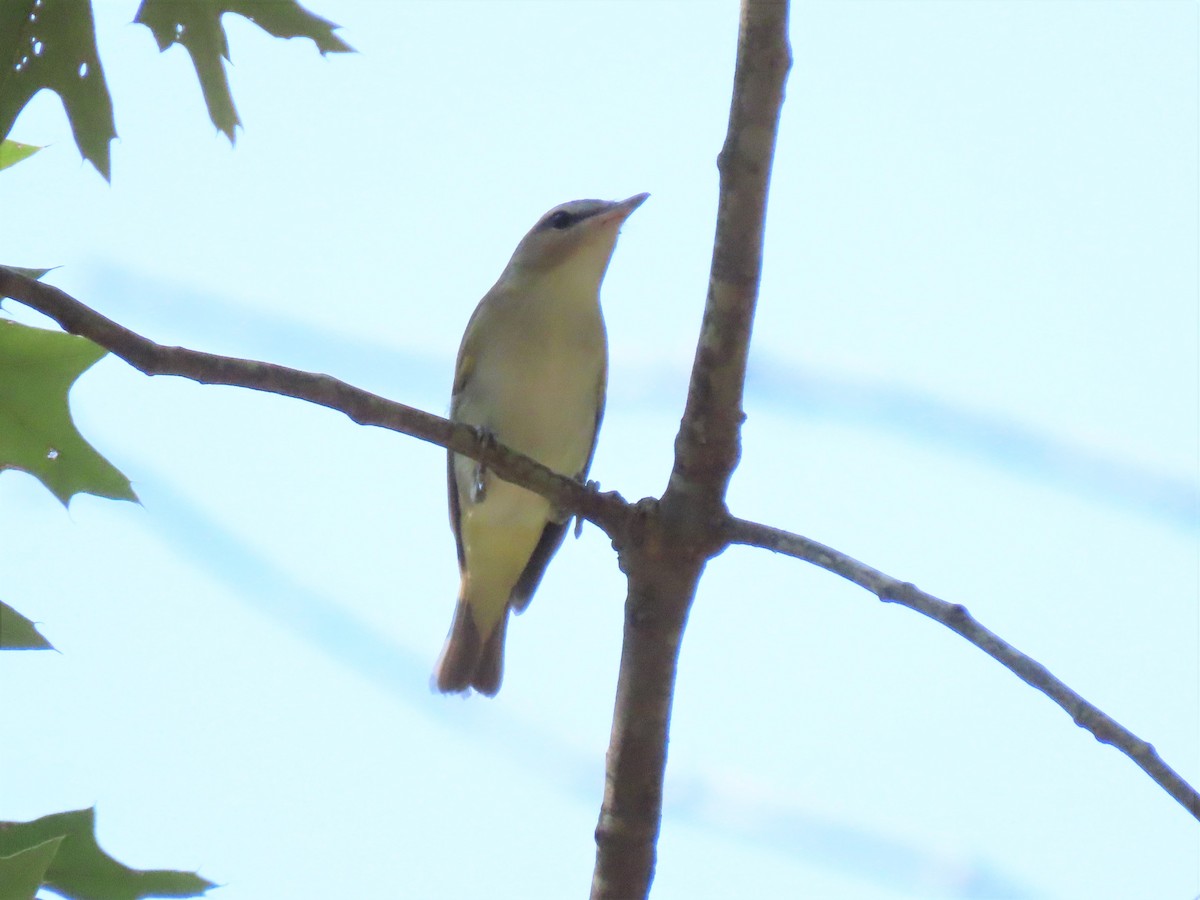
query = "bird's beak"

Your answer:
(596, 192), (650, 226)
